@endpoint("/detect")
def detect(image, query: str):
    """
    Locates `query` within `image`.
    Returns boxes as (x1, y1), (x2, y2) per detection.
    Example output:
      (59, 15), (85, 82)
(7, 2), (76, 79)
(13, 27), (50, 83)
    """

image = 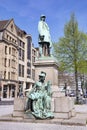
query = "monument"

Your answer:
(13, 15), (75, 120)
(34, 15), (76, 119)
(25, 71), (54, 119)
